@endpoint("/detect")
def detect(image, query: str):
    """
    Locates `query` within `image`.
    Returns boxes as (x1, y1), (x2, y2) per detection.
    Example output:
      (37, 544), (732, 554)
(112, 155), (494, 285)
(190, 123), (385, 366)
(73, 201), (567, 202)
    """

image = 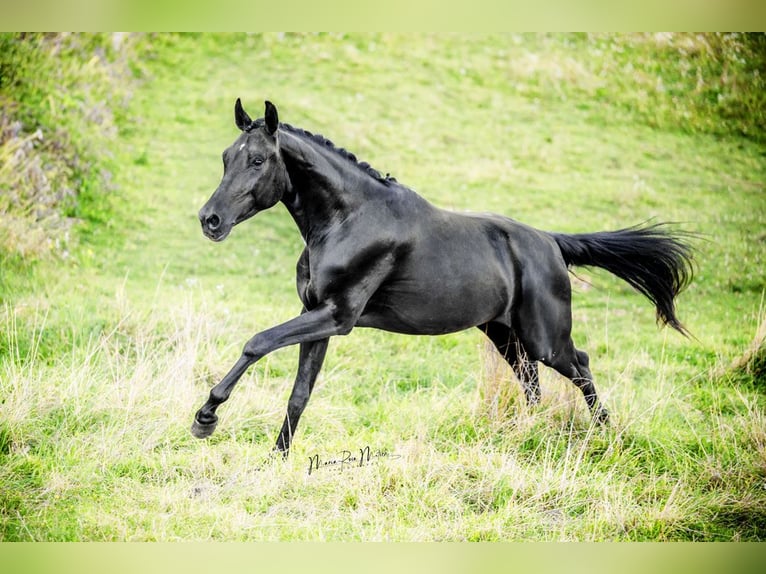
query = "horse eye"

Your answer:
(253, 156), (265, 168)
